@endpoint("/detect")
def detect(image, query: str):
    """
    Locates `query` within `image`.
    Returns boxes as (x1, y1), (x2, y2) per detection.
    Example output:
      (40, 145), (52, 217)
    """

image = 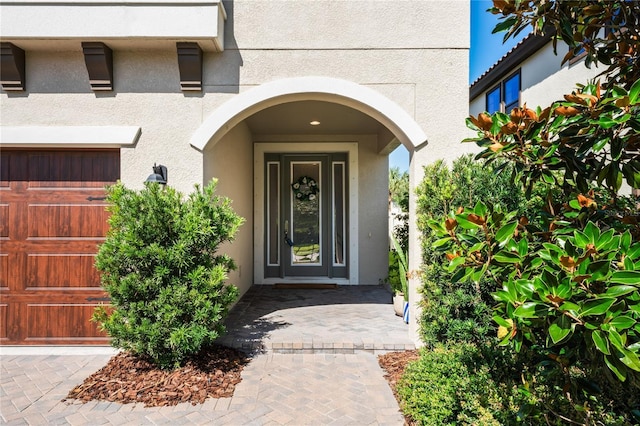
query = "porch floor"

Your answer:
(215, 285), (415, 354)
